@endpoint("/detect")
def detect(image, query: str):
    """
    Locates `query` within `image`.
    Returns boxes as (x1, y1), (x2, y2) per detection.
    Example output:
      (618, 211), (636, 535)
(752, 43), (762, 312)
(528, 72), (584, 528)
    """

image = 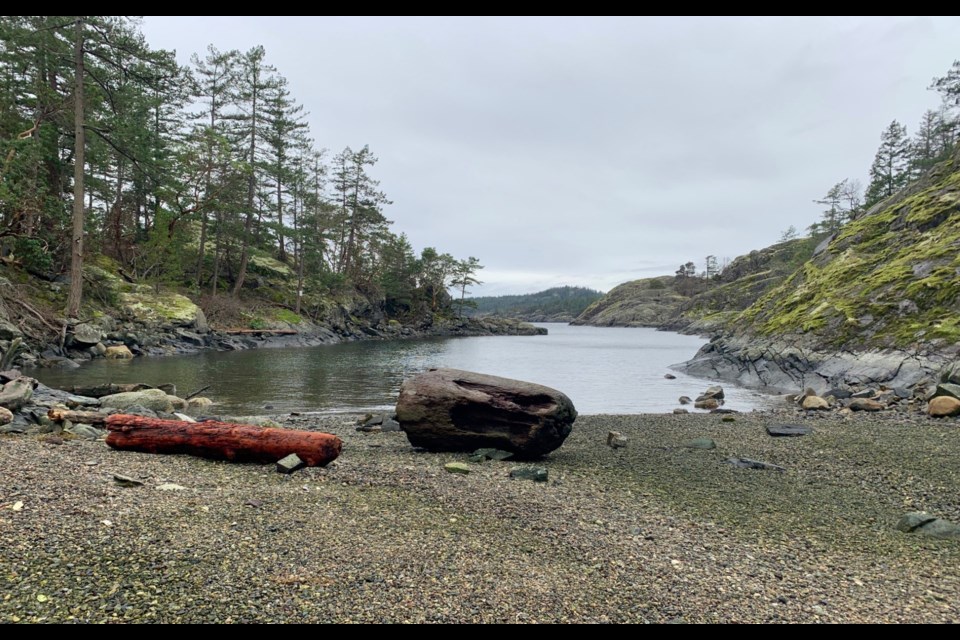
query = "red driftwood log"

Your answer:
(105, 415), (342, 467)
